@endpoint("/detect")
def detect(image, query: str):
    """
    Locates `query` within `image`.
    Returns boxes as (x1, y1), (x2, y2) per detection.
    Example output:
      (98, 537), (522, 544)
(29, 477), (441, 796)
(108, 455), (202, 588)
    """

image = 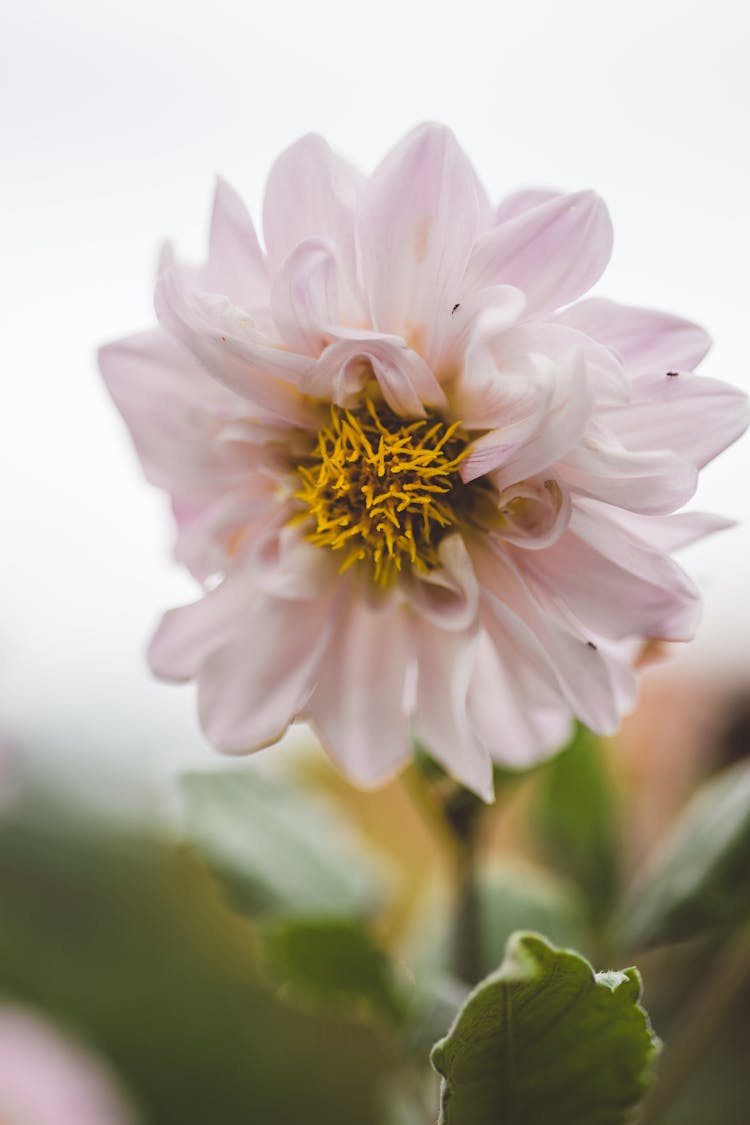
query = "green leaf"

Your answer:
(532, 725), (621, 924)
(180, 769), (383, 919)
(260, 917), (405, 1024)
(430, 931), (659, 1125)
(622, 759), (750, 949)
